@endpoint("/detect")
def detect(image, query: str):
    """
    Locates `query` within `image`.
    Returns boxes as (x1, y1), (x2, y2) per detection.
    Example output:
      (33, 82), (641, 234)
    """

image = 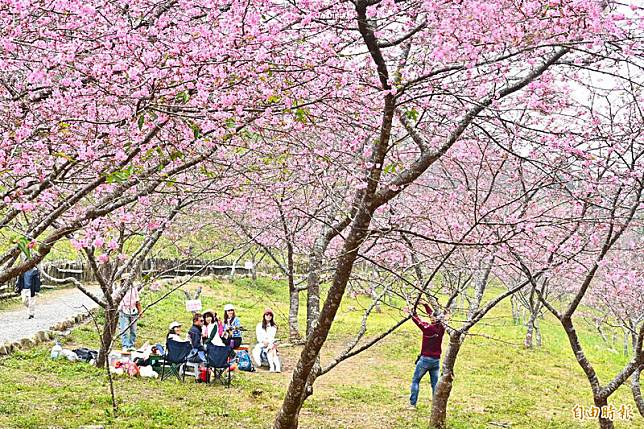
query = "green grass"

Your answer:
(0, 277), (641, 429)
